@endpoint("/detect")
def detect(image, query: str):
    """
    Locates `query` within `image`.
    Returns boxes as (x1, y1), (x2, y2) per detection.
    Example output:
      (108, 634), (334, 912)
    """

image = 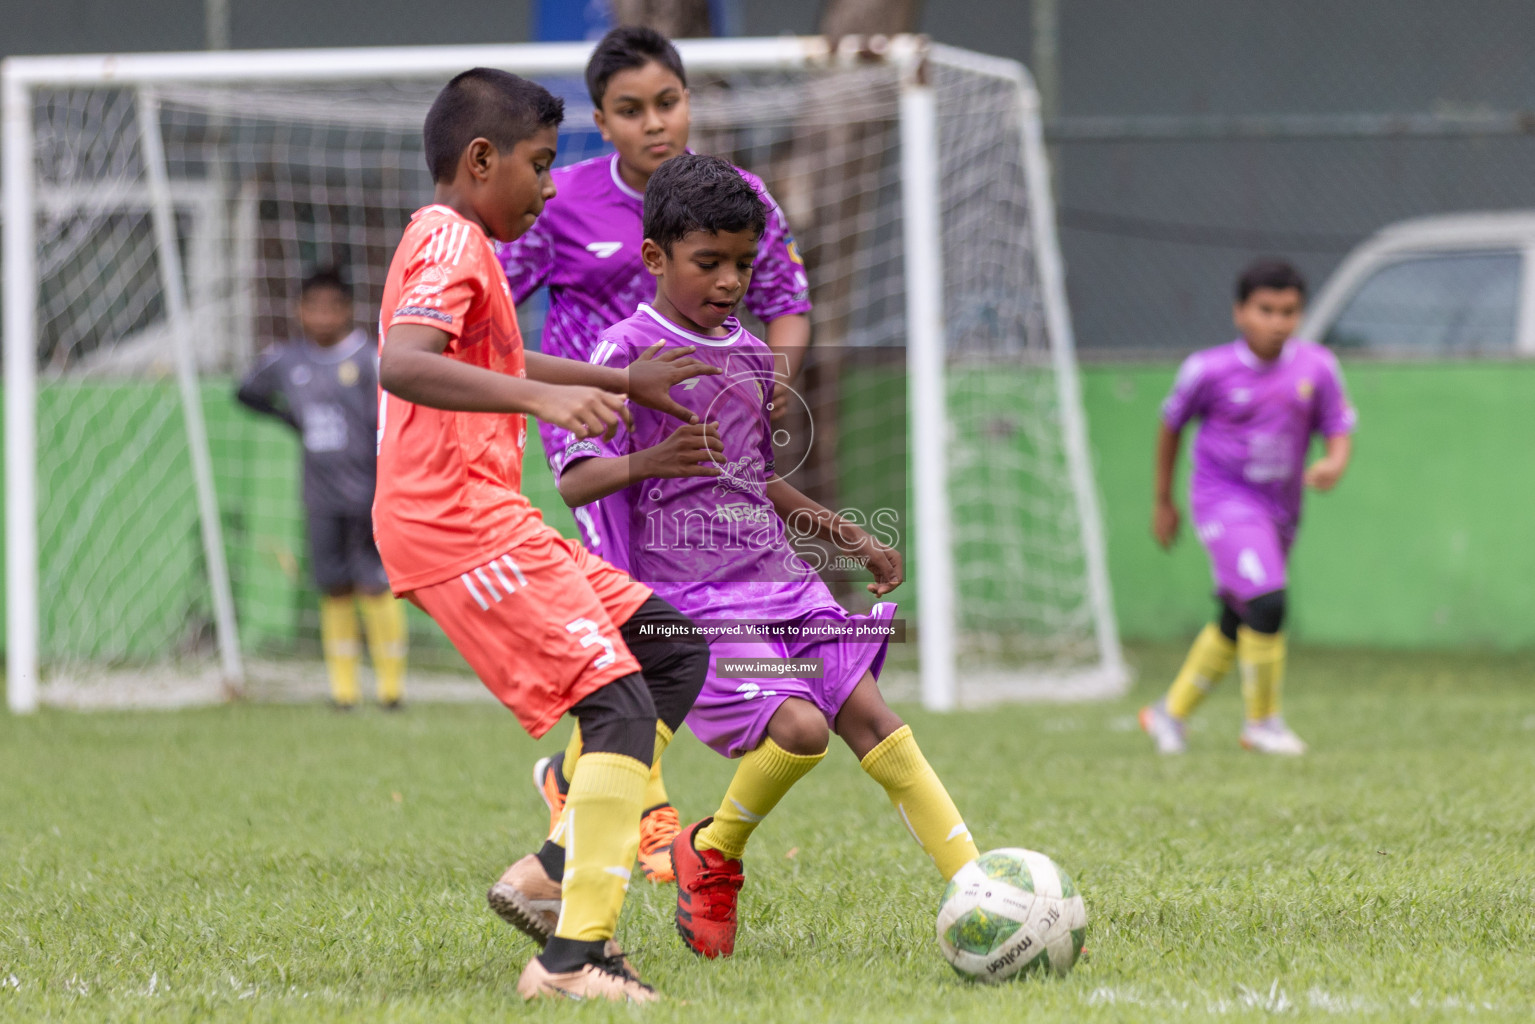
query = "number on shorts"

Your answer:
(567, 618), (617, 670)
